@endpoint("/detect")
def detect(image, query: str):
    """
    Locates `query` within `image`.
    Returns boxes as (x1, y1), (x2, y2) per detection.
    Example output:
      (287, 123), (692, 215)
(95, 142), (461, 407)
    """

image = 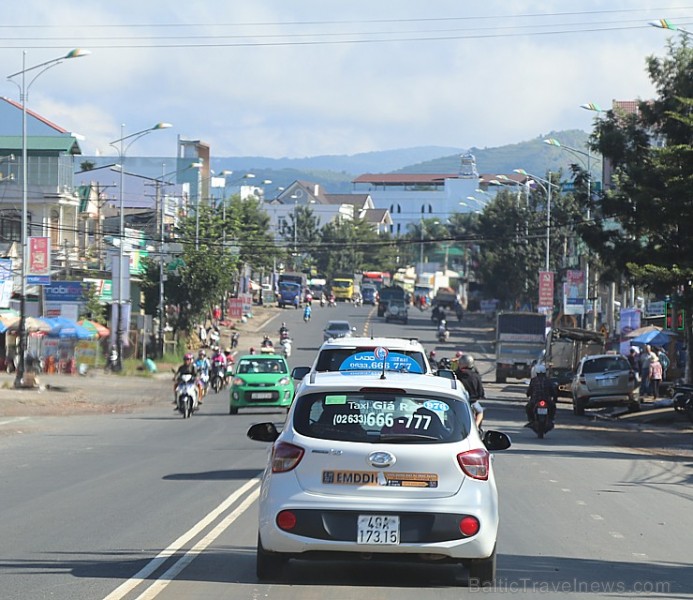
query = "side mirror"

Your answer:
(247, 422), (280, 443)
(436, 369), (456, 380)
(291, 366), (310, 380)
(483, 430), (512, 451)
